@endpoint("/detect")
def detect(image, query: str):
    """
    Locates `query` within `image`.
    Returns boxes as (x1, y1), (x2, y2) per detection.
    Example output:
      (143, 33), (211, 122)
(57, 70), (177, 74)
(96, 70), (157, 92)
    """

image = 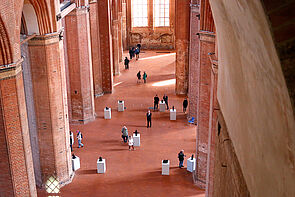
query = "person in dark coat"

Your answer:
(132, 47), (136, 58)
(135, 47), (140, 60)
(178, 150), (186, 168)
(154, 95), (159, 110)
(183, 98), (188, 113)
(129, 48), (133, 59)
(146, 110), (152, 128)
(137, 43), (141, 52)
(124, 57), (130, 69)
(137, 71), (141, 83)
(163, 94), (169, 109)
